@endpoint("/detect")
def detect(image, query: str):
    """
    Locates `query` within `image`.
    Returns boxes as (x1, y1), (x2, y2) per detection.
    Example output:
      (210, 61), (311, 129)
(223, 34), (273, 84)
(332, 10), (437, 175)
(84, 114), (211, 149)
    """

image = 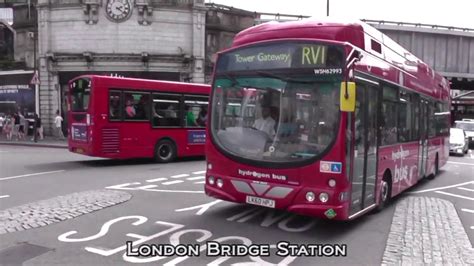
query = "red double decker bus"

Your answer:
(205, 19), (450, 220)
(68, 75), (210, 162)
